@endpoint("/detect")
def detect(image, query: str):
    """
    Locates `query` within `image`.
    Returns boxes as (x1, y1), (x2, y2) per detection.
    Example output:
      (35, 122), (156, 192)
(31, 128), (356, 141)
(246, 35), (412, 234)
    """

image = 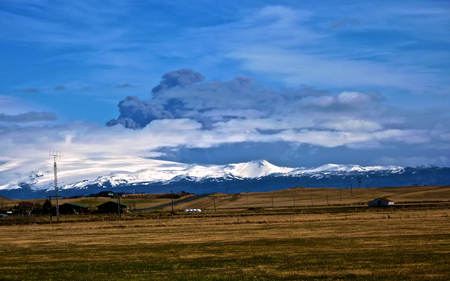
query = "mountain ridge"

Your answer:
(0, 157), (448, 199)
